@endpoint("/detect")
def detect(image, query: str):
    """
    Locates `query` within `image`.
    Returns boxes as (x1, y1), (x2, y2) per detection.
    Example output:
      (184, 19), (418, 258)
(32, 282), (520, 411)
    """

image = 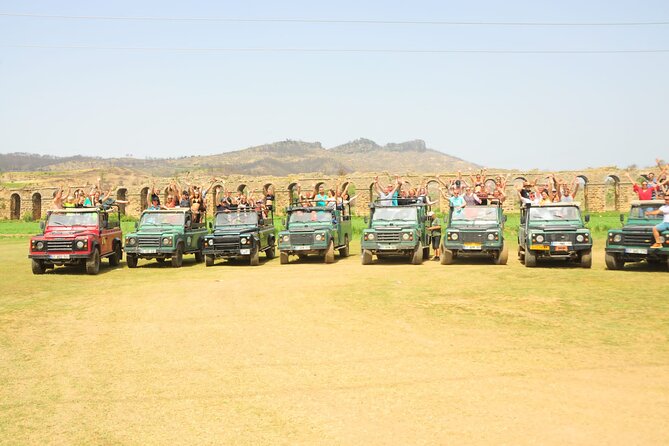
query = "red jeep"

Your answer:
(29, 207), (123, 275)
